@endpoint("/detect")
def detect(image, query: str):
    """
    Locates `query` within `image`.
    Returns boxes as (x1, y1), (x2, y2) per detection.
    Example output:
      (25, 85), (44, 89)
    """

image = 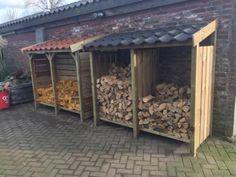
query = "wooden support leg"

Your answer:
(28, 54), (38, 110)
(72, 52), (85, 122)
(131, 49), (139, 138)
(90, 52), (98, 126)
(46, 53), (58, 116)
